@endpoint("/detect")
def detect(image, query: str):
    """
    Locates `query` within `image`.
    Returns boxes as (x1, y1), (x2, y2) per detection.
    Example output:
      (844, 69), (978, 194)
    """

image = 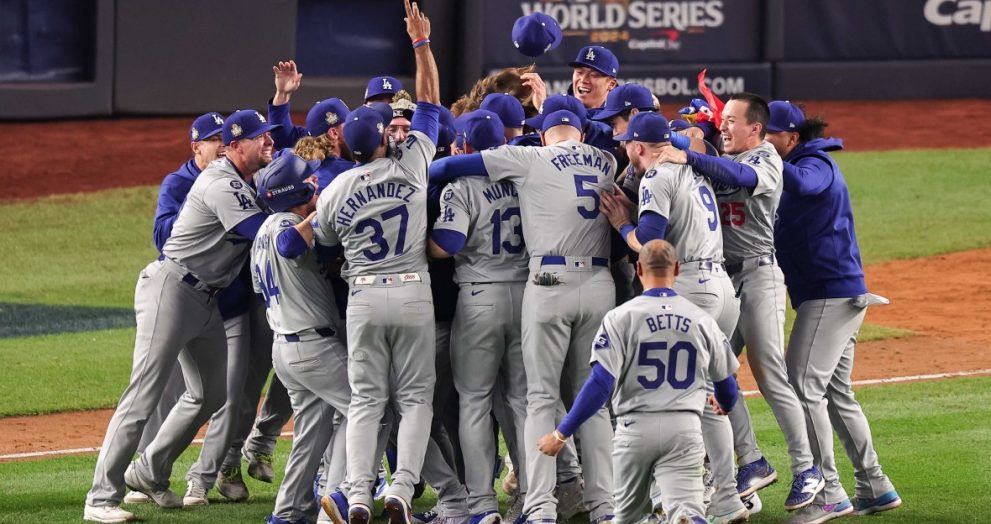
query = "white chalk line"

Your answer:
(3, 368), (990, 462)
